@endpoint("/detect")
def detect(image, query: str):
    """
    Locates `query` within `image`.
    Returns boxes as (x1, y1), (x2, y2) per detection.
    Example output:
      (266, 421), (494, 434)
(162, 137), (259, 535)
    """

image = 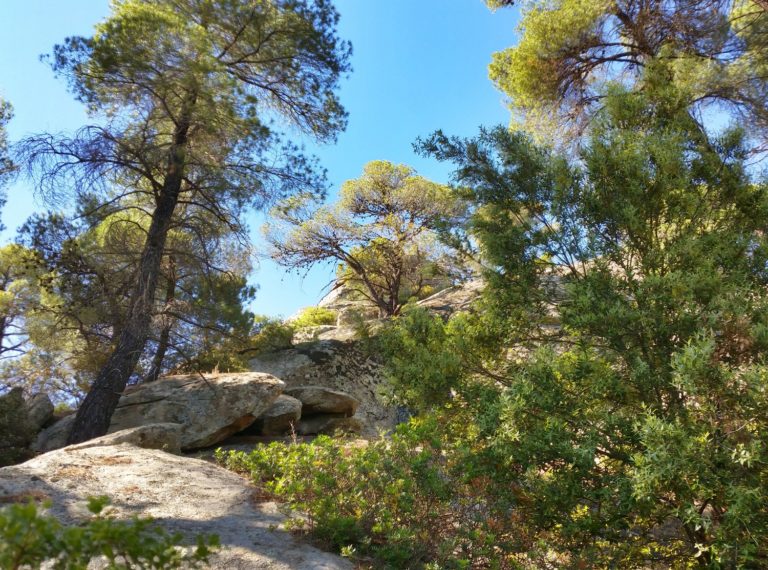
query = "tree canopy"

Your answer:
(265, 160), (464, 316)
(489, 0), (768, 147)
